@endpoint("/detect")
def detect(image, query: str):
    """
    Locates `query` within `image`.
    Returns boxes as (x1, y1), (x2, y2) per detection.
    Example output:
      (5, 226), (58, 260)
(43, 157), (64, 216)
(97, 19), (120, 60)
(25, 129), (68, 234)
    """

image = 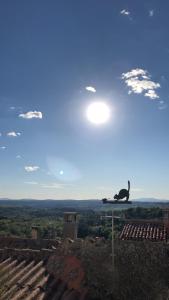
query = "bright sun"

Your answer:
(86, 101), (111, 125)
